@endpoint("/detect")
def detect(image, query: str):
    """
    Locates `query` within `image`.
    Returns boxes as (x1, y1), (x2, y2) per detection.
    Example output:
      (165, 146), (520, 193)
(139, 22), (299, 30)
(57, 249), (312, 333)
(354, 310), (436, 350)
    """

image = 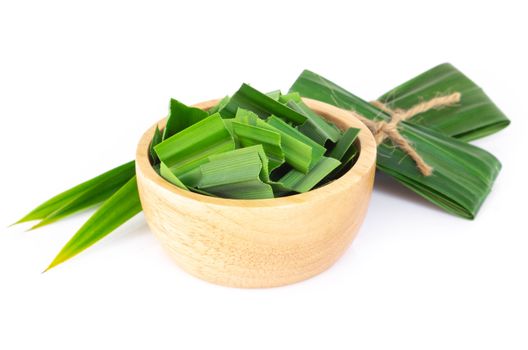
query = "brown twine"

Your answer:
(349, 92), (461, 176)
